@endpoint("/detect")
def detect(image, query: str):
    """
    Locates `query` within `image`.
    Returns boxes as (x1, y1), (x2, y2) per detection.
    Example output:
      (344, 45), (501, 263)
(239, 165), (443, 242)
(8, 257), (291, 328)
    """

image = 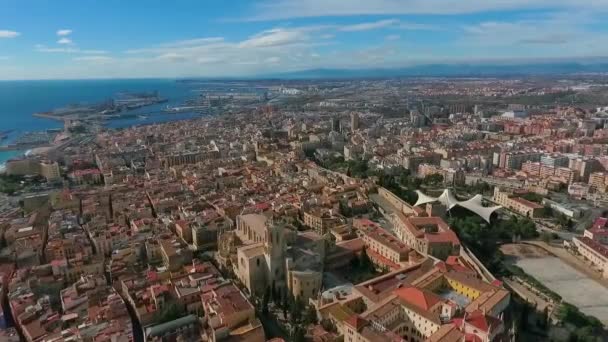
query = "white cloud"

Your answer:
(161, 37), (225, 48)
(73, 56), (113, 62)
(265, 56), (281, 63)
(339, 19), (399, 32)
(10, 11), (608, 80)
(156, 53), (188, 62)
(398, 22), (440, 31)
(57, 29), (73, 36)
(35, 44), (108, 54)
(196, 57), (221, 64)
(247, 0), (608, 20)
(0, 30), (19, 38)
(336, 19), (437, 32)
(126, 38), (228, 54)
(453, 11), (608, 58)
(57, 37), (73, 45)
(234, 60), (259, 65)
(239, 28), (309, 48)
(461, 13), (584, 46)
(106, 26), (331, 77)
